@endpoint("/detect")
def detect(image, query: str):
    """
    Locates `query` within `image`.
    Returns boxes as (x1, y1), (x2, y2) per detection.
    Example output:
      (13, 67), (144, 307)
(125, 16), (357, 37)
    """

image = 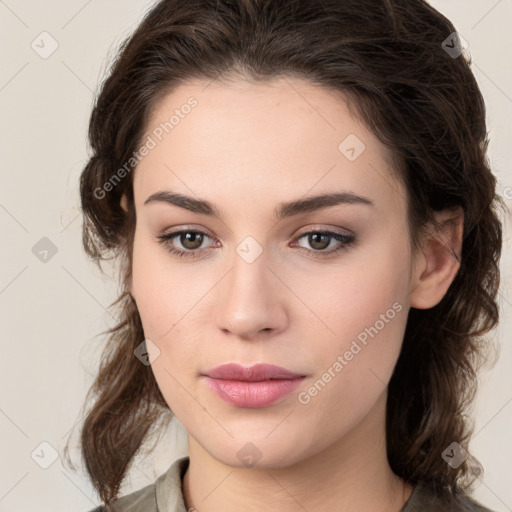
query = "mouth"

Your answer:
(201, 362), (306, 381)
(201, 363), (307, 408)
